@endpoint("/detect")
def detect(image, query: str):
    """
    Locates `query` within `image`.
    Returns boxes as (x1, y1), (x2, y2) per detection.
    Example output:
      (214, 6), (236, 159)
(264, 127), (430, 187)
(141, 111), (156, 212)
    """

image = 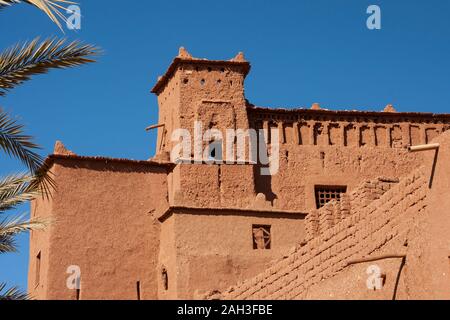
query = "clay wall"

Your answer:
(161, 208), (306, 299)
(249, 108), (450, 211)
(216, 165), (429, 300)
(28, 156), (170, 300)
(28, 168), (56, 300)
(169, 163), (256, 209)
